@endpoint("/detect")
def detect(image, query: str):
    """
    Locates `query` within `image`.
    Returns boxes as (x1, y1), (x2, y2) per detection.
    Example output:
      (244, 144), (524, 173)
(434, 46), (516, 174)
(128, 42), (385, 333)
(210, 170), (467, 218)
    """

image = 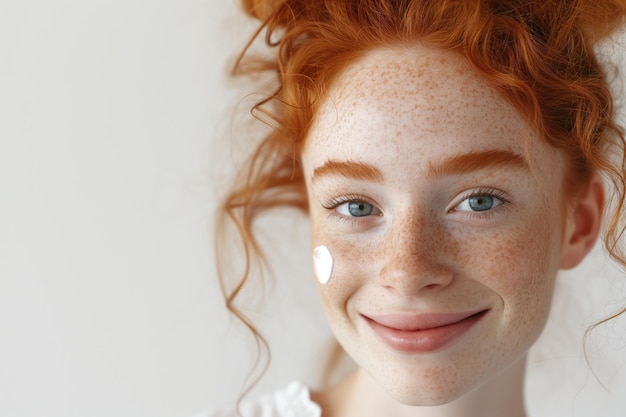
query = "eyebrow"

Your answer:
(313, 160), (384, 183)
(425, 149), (530, 180)
(311, 149), (529, 183)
